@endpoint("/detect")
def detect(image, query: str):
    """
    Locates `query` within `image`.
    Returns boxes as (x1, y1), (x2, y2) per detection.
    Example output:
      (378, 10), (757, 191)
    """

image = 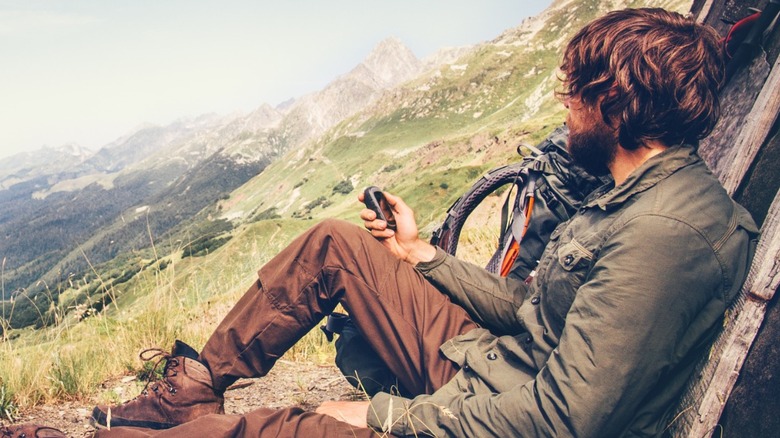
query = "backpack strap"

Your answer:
(498, 169), (526, 249)
(430, 163), (526, 255)
(499, 171), (539, 277)
(526, 158), (555, 175)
